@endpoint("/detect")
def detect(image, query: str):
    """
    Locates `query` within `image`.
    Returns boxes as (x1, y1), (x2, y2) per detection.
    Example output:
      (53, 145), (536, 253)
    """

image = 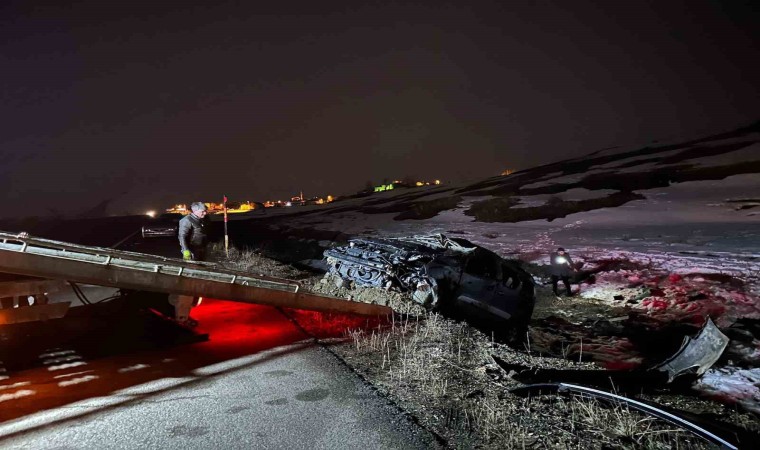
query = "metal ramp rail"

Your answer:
(0, 231), (391, 316)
